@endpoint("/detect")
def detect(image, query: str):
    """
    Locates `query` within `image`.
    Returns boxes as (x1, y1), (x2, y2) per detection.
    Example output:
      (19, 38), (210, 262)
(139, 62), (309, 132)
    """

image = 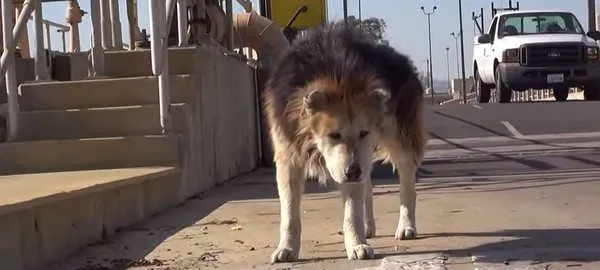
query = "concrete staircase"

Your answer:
(0, 46), (259, 270)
